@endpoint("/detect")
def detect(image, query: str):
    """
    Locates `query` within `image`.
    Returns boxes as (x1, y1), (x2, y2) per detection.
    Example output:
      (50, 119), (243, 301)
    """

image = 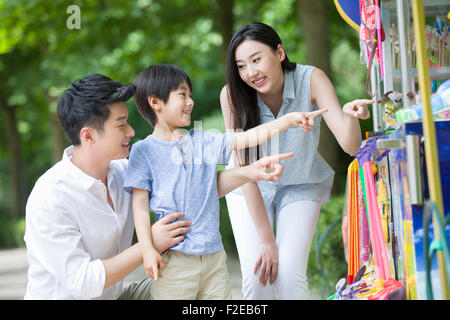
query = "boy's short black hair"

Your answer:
(57, 74), (136, 145)
(133, 64), (192, 127)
